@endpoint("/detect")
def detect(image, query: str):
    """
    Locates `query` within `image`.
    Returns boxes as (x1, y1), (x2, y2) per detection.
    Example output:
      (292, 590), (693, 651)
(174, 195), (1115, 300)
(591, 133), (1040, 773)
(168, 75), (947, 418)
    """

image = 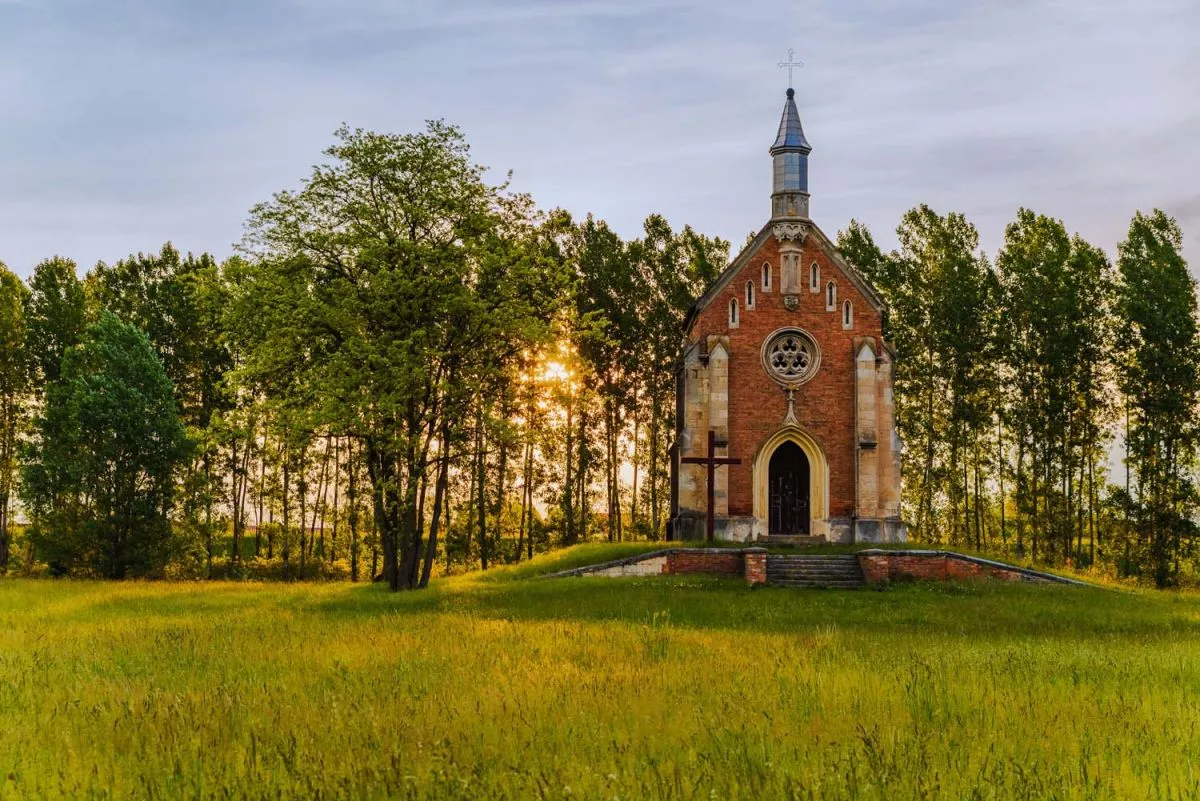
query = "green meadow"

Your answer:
(2, 546), (1199, 800)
